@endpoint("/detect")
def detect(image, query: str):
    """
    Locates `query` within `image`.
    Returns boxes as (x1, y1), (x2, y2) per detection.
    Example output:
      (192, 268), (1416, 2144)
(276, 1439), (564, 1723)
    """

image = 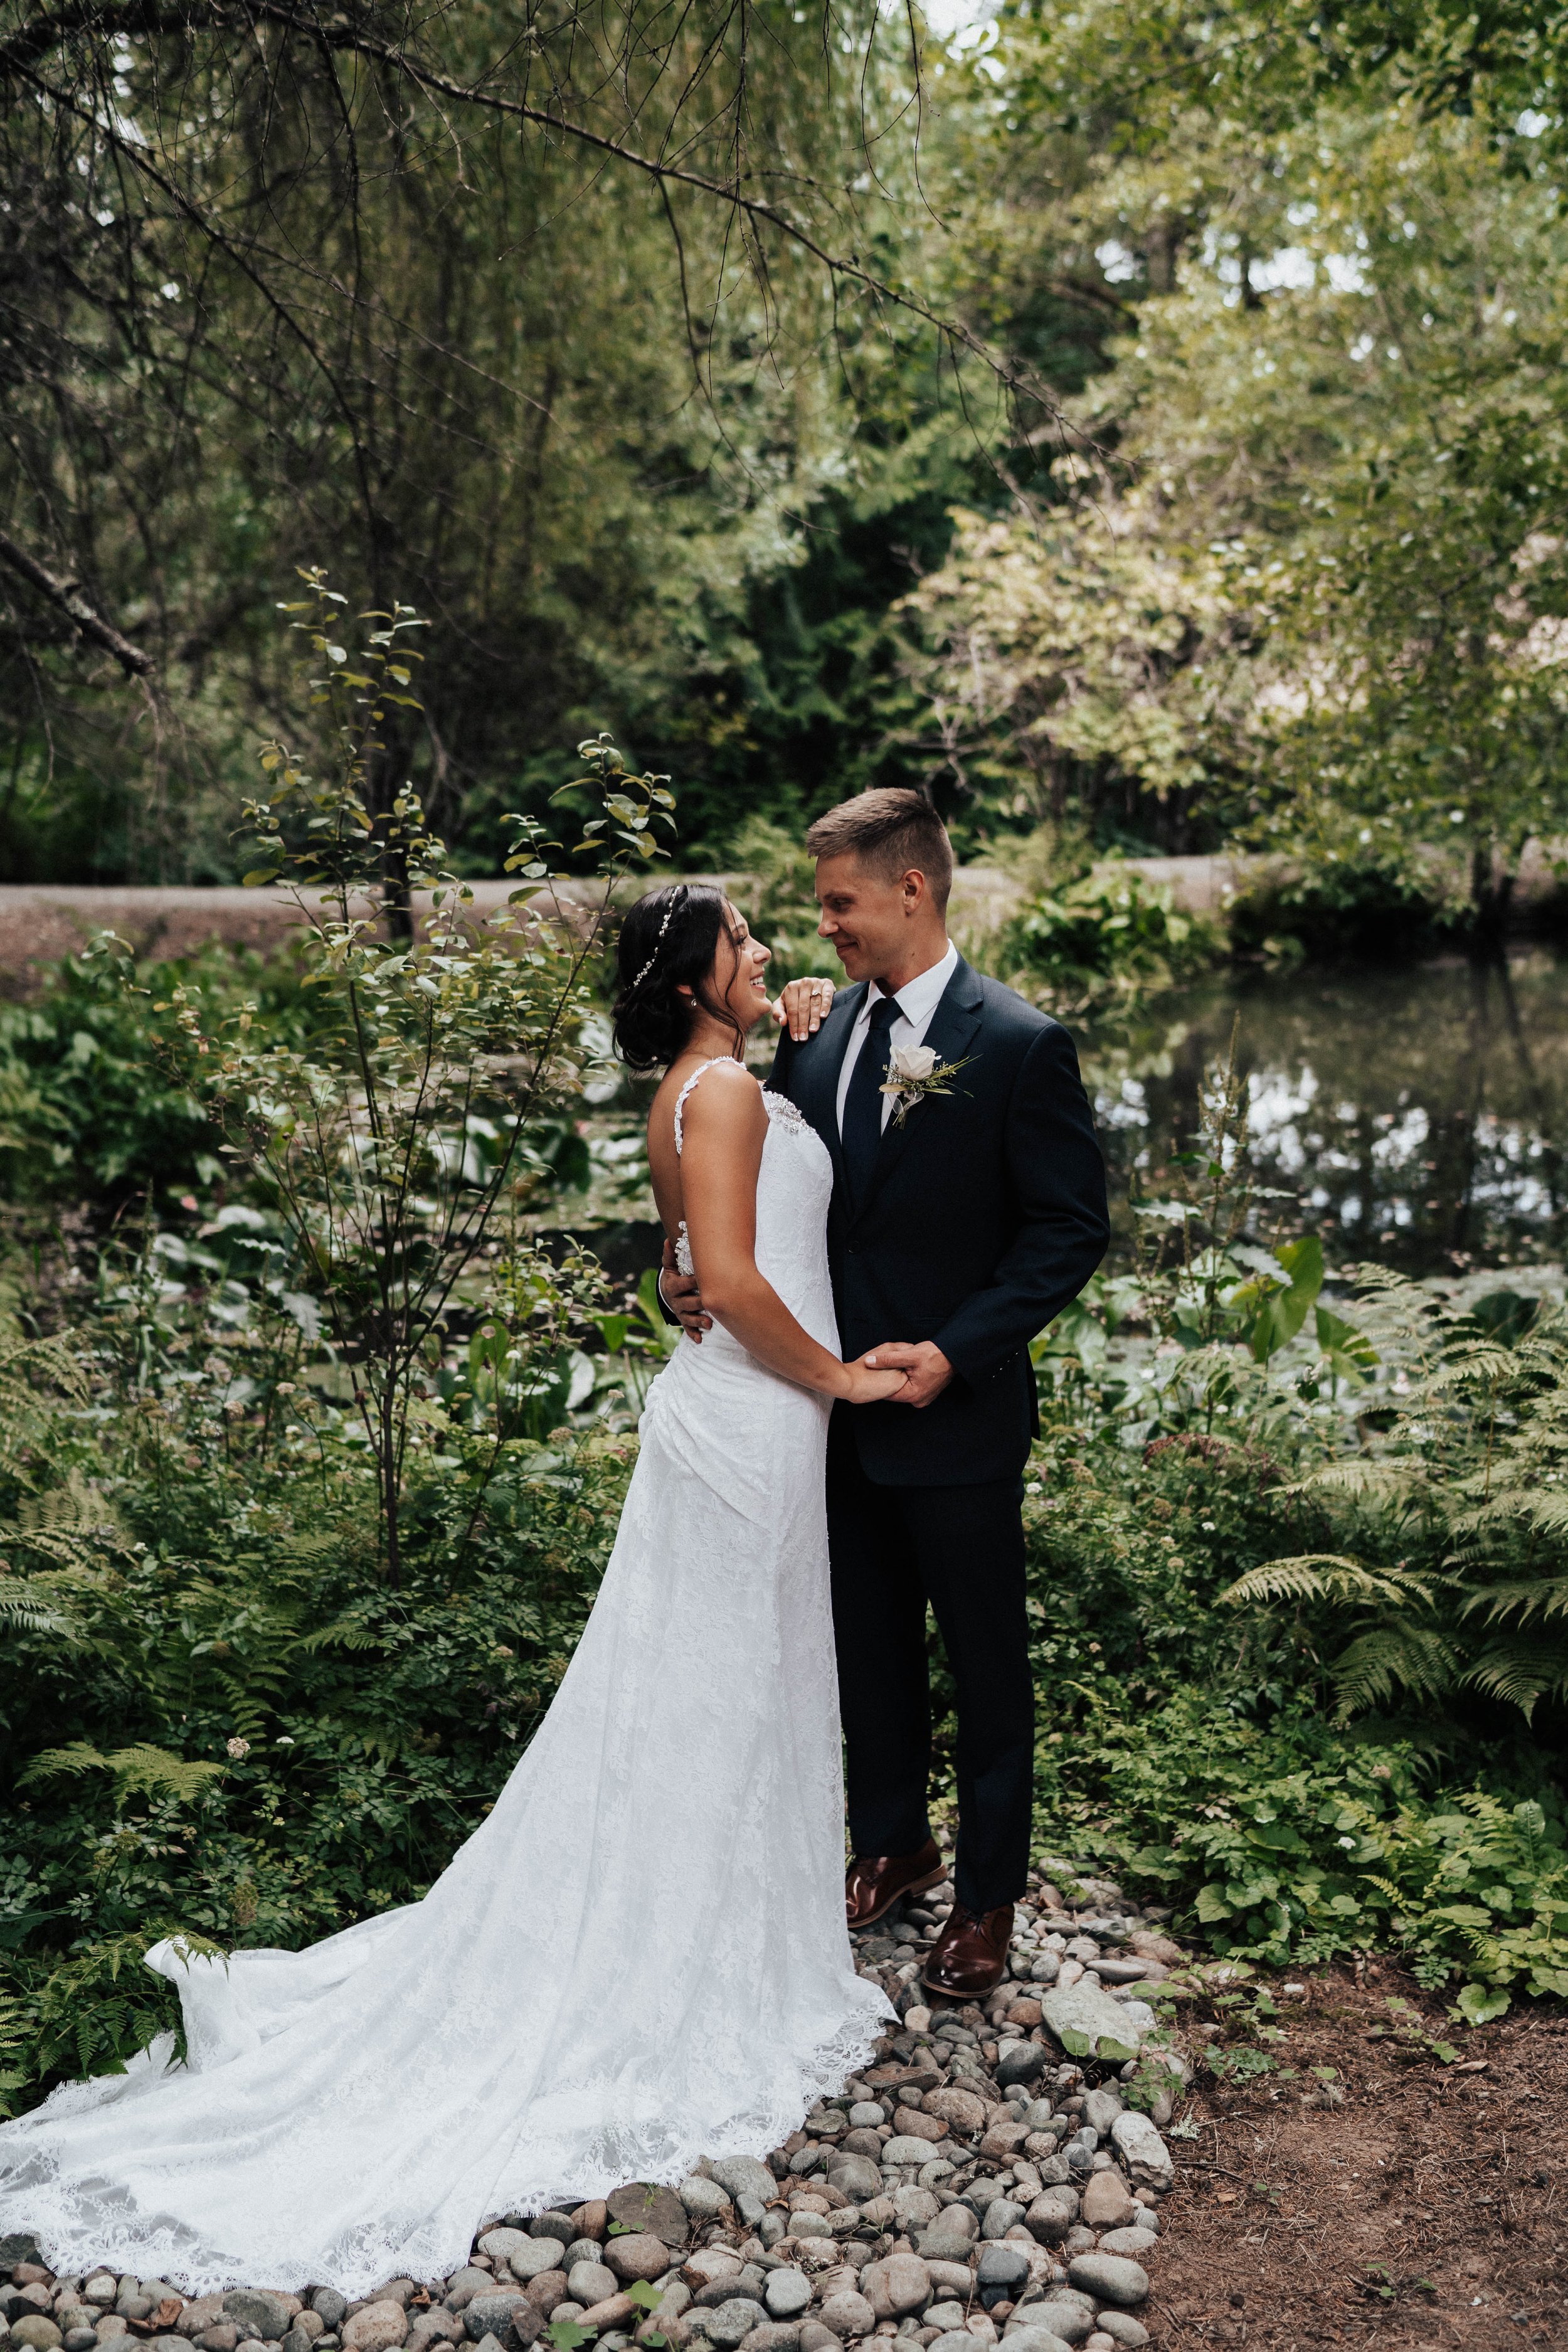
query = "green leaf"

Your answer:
(1239, 1234), (1324, 1362)
(1456, 1983), (1510, 2025)
(1315, 1305), (1379, 1382)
